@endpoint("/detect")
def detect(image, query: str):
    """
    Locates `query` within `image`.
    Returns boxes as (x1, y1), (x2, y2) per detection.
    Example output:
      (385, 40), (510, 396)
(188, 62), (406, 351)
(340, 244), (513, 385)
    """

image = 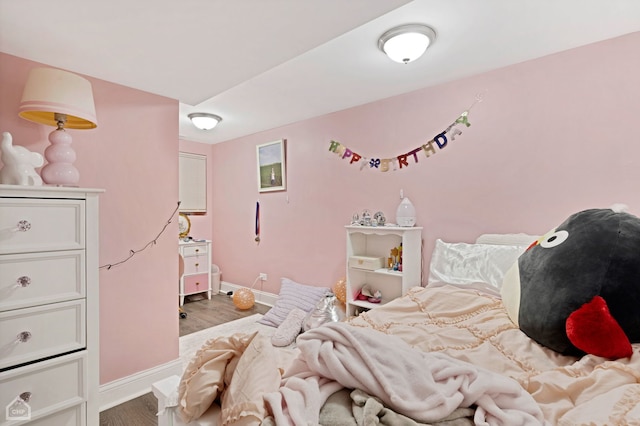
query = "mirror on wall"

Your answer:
(179, 152), (207, 213)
